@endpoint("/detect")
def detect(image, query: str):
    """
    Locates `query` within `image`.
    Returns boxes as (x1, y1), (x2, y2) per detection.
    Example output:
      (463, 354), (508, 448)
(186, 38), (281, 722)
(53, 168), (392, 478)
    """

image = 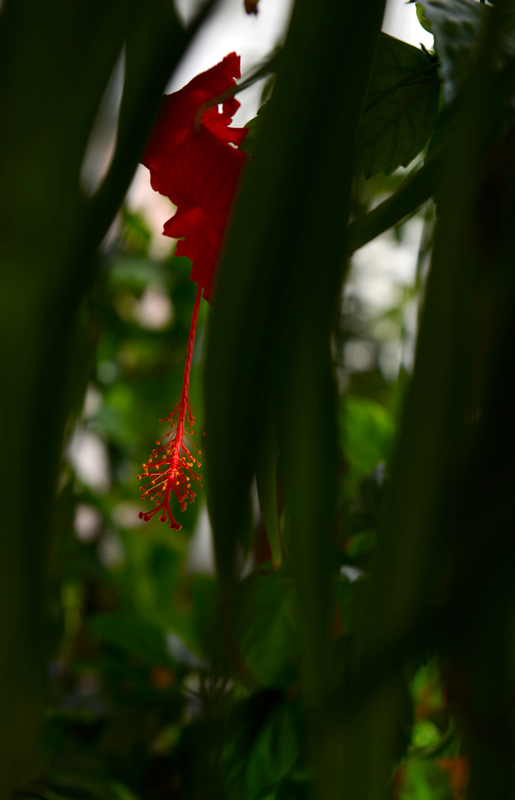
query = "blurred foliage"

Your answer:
(2, 1), (515, 800)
